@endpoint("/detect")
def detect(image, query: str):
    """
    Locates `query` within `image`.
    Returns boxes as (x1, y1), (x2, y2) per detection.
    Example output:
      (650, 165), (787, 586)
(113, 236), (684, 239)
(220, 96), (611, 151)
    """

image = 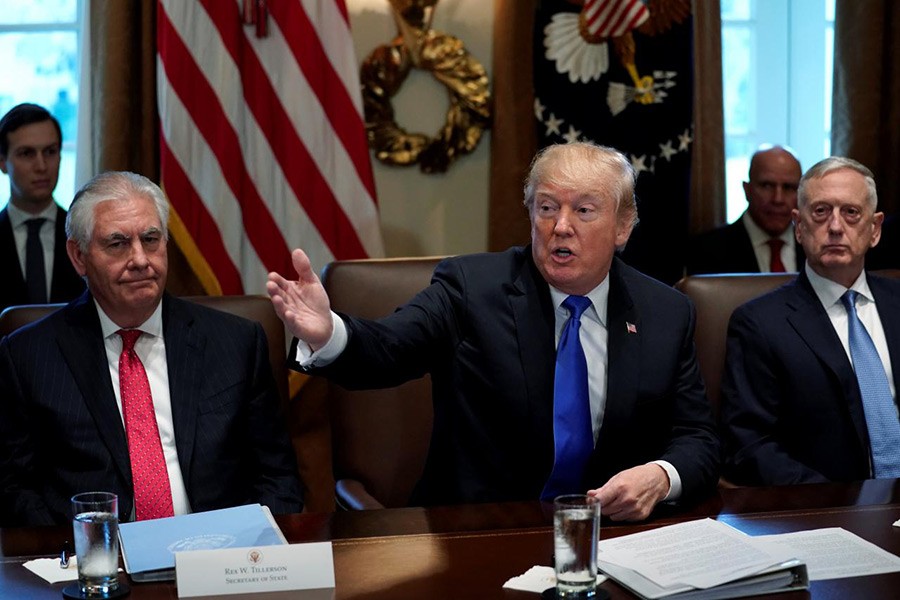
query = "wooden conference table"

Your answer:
(2, 480), (900, 599)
